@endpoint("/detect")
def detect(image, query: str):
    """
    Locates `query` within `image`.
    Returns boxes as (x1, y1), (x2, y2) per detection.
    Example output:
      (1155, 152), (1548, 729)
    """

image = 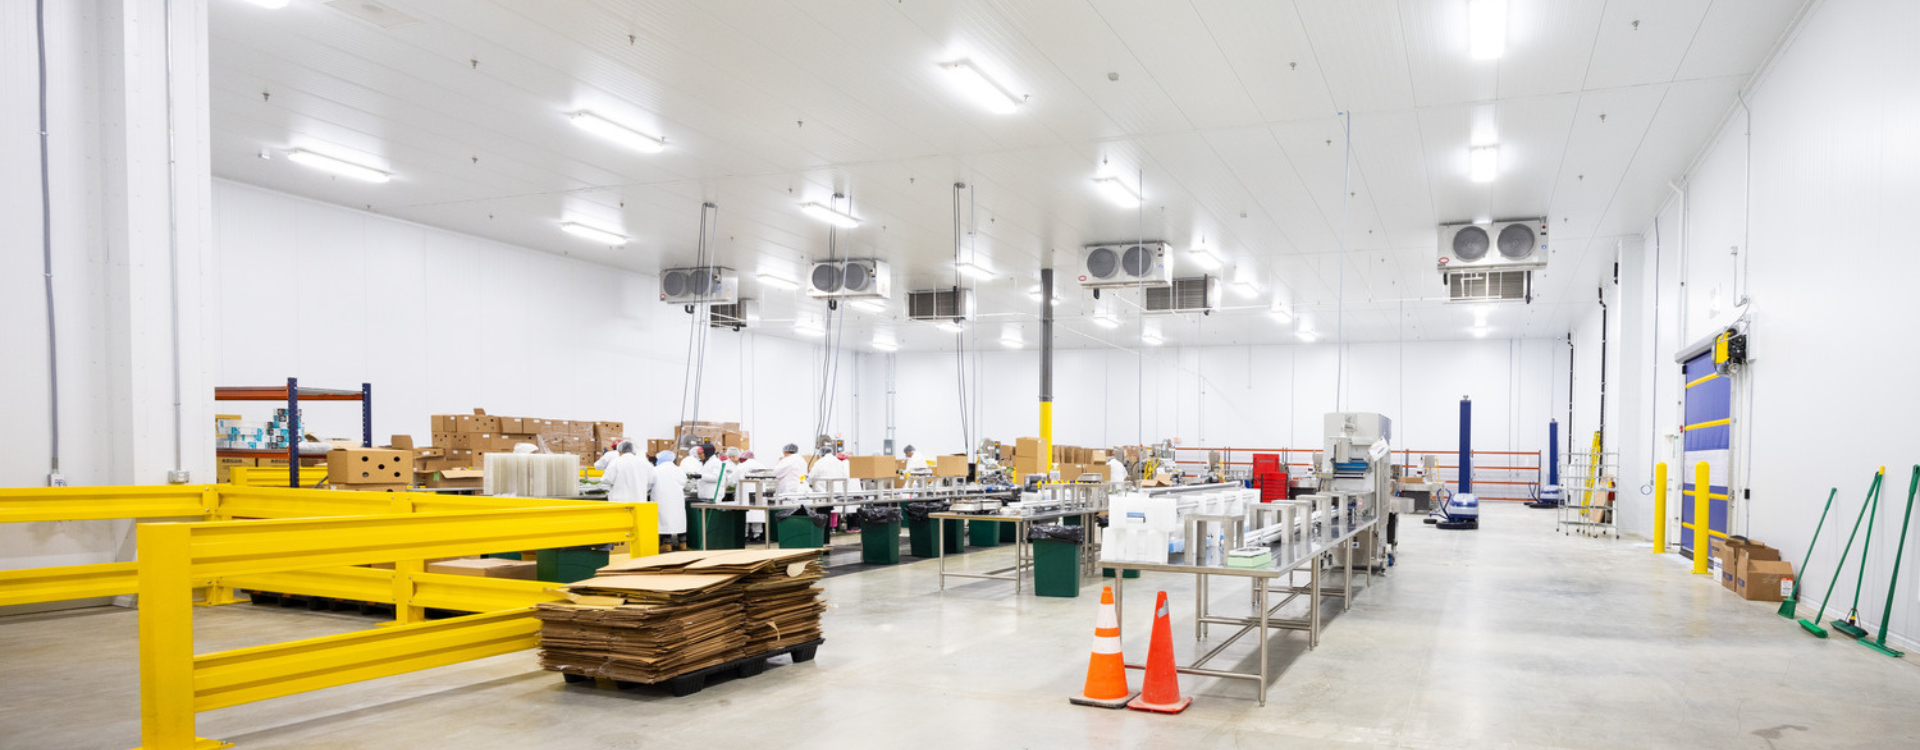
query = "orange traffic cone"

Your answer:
(1070, 586), (1135, 708)
(1127, 590), (1192, 714)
